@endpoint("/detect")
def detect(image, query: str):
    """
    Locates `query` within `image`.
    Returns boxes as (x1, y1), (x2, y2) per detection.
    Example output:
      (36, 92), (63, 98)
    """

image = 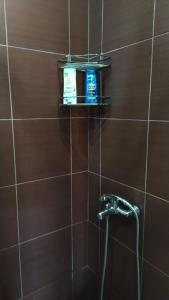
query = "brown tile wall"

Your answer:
(0, 1), (90, 300)
(88, 1), (169, 299)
